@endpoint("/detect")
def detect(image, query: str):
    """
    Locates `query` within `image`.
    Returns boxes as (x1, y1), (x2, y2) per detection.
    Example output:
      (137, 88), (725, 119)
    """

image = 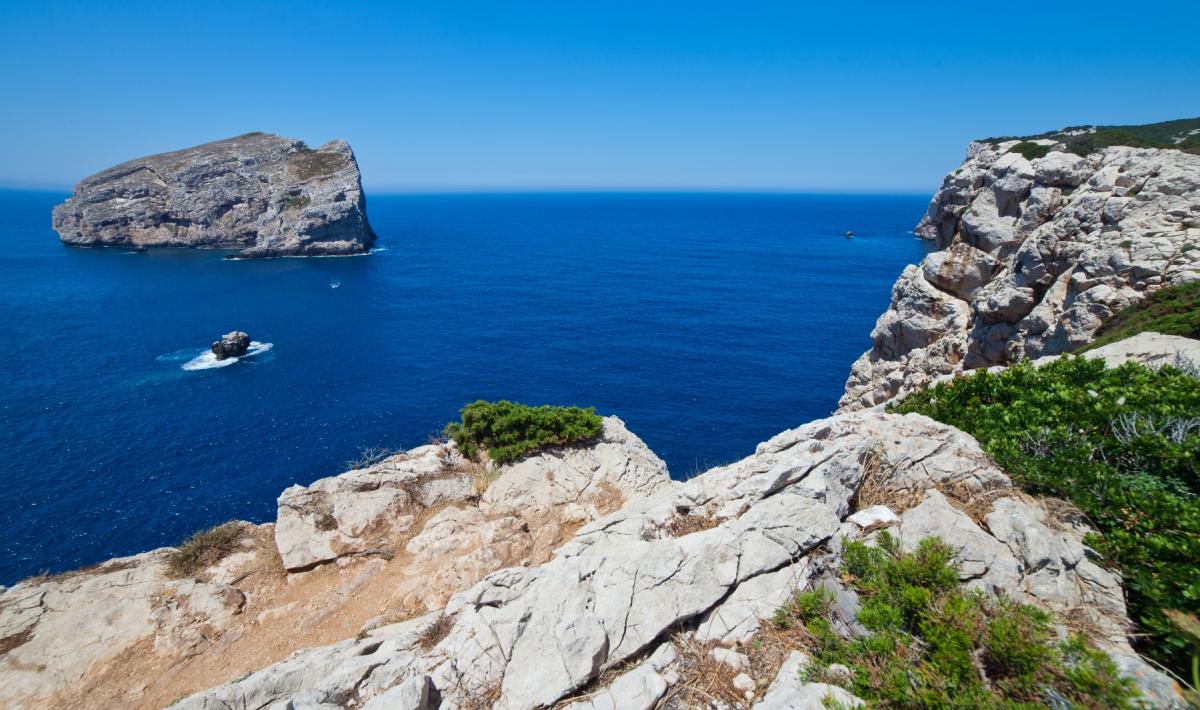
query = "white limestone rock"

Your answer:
(274, 443), (474, 570)
(52, 132), (376, 258)
(842, 141), (1200, 410)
